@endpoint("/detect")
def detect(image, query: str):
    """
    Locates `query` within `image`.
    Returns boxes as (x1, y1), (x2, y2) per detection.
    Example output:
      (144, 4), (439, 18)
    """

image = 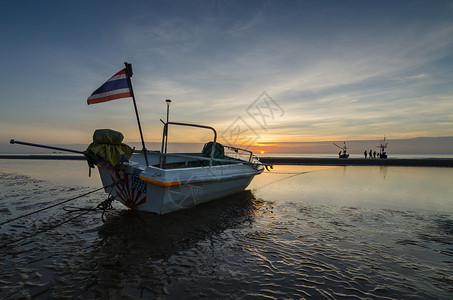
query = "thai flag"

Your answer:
(87, 68), (132, 105)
